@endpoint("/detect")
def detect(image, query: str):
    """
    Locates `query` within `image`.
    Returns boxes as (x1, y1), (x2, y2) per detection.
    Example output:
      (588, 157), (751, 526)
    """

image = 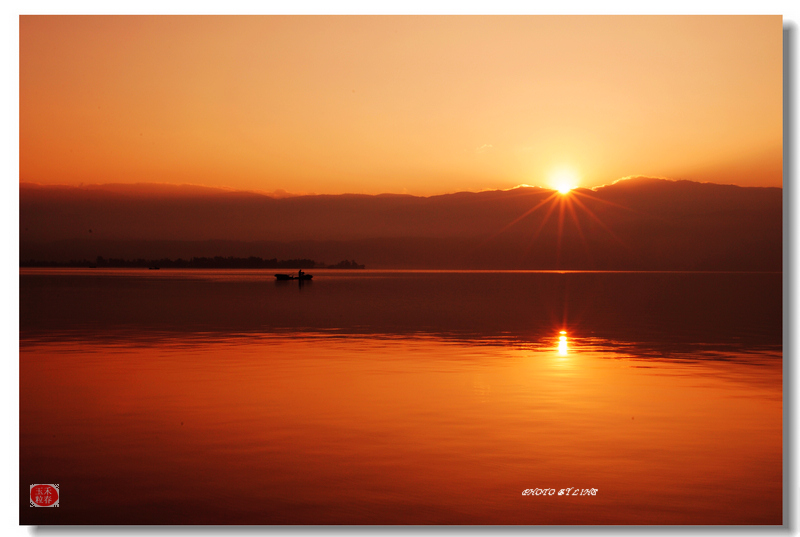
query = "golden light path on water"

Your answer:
(558, 330), (568, 356)
(20, 328), (781, 524)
